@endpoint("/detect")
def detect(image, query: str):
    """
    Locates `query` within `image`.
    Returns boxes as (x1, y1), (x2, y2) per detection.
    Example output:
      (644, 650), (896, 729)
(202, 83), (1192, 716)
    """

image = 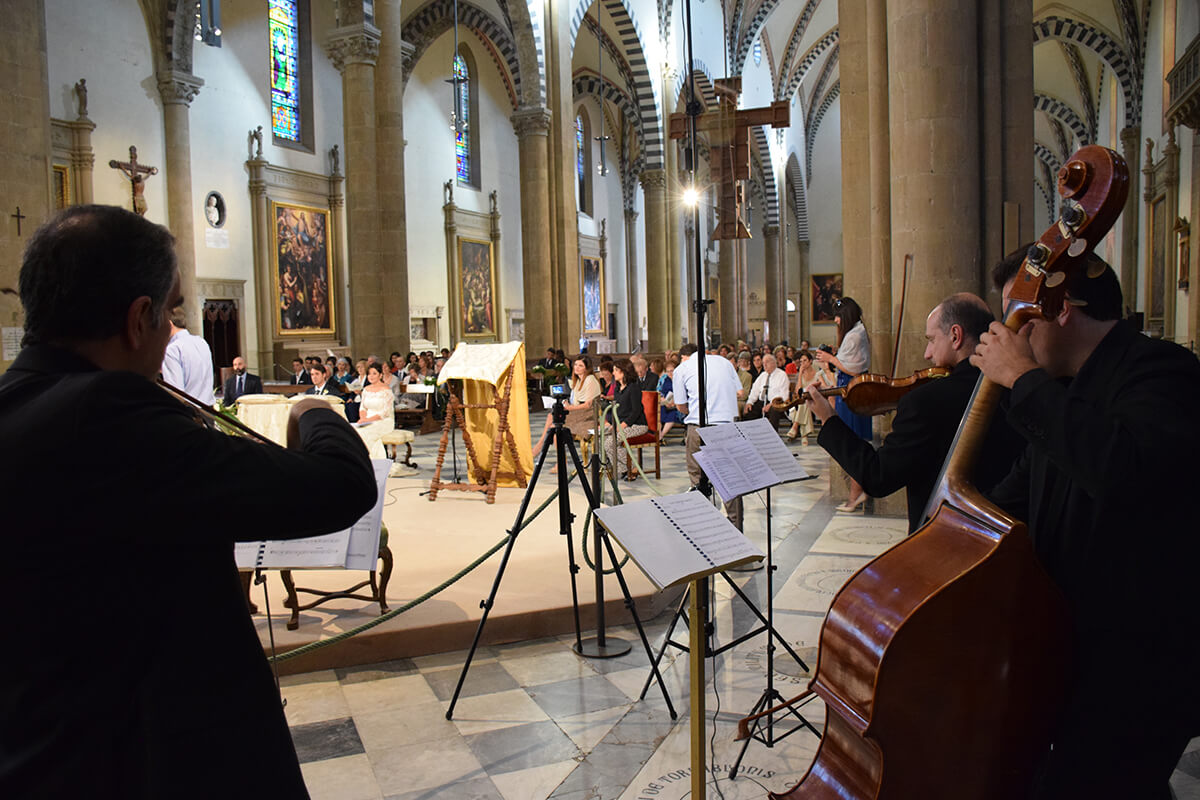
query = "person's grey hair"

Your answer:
(19, 205), (177, 346)
(937, 294), (994, 343)
(762, 353), (777, 368)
